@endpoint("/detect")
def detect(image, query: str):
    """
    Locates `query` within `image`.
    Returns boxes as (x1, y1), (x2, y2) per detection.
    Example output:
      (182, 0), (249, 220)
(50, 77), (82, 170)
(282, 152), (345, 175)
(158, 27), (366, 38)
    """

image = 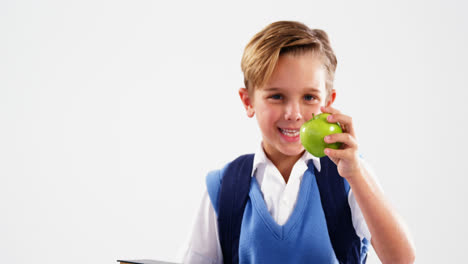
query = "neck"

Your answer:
(262, 145), (304, 184)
